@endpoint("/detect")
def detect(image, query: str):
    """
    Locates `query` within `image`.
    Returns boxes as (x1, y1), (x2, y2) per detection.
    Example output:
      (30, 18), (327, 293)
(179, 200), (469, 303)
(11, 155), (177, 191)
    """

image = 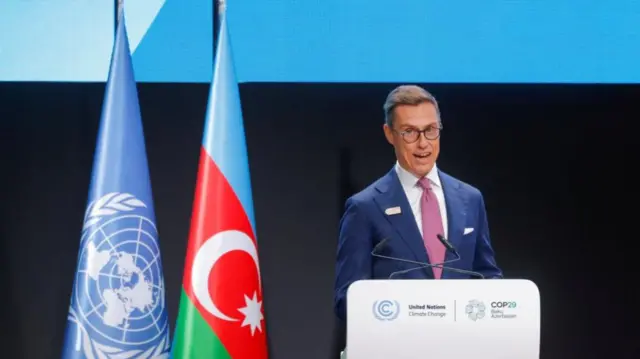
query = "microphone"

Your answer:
(371, 235), (485, 279)
(437, 234), (459, 257)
